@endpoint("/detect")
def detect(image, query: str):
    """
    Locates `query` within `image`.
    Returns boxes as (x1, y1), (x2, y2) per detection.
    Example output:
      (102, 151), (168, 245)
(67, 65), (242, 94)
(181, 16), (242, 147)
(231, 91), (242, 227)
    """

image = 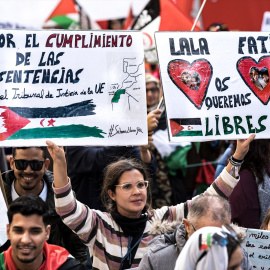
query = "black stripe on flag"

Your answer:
(170, 118), (201, 125)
